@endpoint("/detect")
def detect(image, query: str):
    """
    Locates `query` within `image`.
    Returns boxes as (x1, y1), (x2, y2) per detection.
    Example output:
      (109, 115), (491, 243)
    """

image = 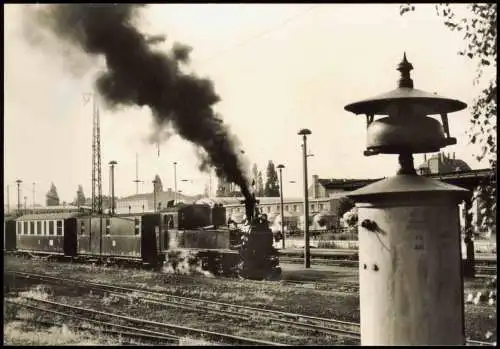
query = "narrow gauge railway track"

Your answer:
(280, 257), (359, 267)
(6, 270), (361, 341)
(281, 279), (360, 292)
(6, 300), (180, 345)
(6, 270), (495, 346)
(5, 297), (283, 346)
